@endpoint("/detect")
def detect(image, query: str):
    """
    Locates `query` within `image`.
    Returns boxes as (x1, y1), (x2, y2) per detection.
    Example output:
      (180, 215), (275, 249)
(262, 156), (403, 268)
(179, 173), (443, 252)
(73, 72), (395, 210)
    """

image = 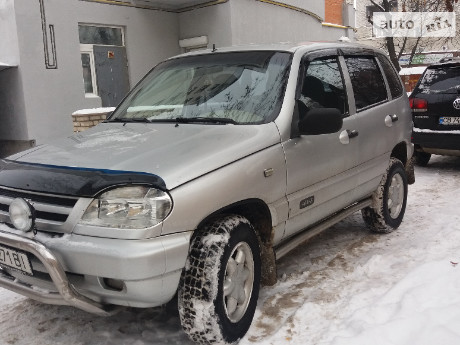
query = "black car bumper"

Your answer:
(412, 129), (460, 151)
